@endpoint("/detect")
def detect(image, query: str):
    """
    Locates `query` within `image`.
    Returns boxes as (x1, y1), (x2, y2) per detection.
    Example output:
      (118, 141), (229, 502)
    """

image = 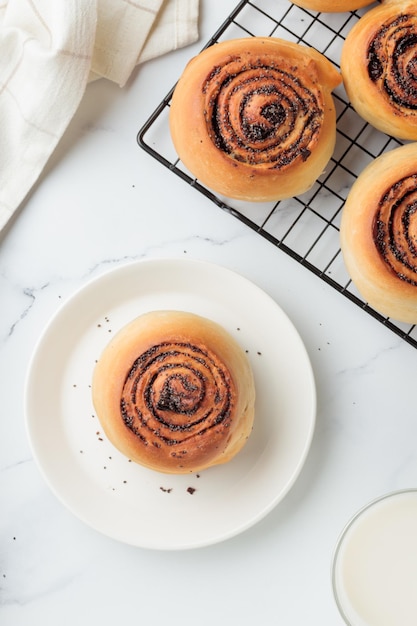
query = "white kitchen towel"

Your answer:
(0, 0), (199, 232)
